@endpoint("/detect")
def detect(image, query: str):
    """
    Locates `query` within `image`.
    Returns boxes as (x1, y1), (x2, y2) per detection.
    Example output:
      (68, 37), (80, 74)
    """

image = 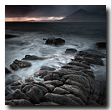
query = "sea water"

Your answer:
(5, 22), (106, 89)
